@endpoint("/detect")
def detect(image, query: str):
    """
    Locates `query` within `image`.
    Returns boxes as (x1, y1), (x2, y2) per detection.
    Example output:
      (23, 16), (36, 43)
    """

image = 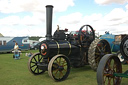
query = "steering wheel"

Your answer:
(78, 25), (95, 48)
